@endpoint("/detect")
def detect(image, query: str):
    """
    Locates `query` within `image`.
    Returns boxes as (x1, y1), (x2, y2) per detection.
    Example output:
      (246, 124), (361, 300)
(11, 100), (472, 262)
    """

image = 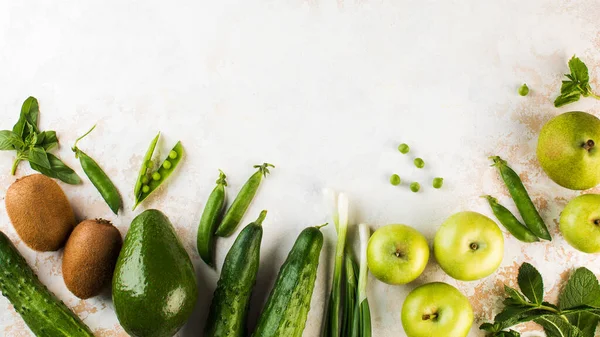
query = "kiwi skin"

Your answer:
(62, 219), (123, 299)
(5, 174), (77, 251)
